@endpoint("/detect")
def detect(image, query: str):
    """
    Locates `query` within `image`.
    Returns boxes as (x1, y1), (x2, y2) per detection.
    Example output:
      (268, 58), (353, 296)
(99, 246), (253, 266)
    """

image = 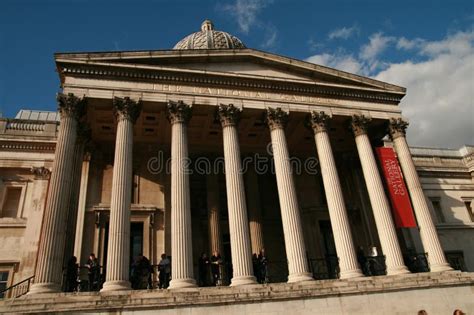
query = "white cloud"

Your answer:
(306, 29), (474, 148)
(375, 30), (474, 148)
(359, 32), (394, 61)
(221, 0), (273, 34)
(260, 24), (278, 49)
(396, 37), (425, 50)
(306, 53), (363, 74)
(328, 25), (359, 40)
